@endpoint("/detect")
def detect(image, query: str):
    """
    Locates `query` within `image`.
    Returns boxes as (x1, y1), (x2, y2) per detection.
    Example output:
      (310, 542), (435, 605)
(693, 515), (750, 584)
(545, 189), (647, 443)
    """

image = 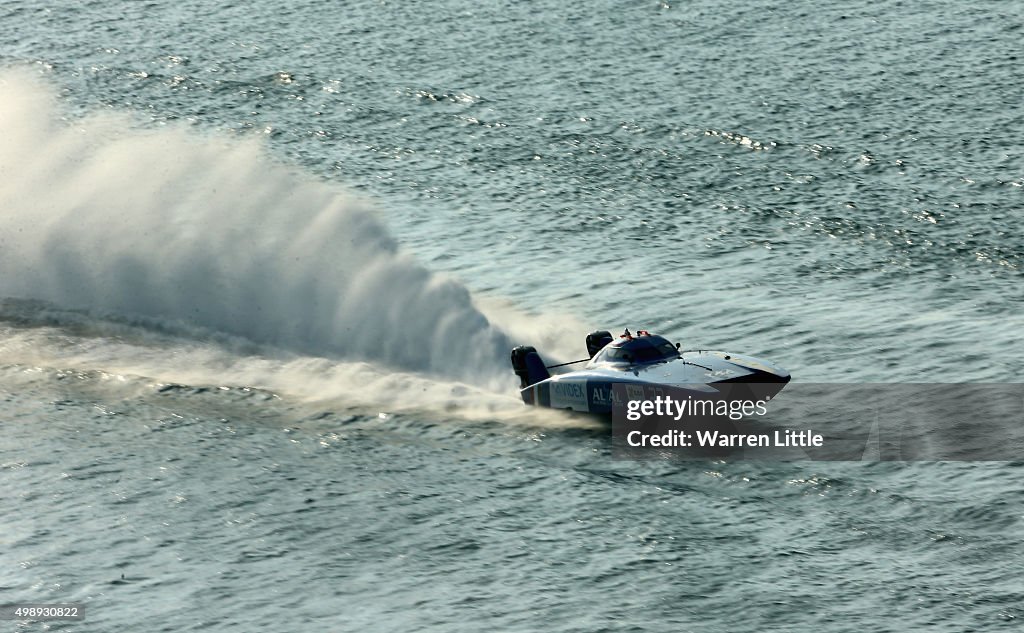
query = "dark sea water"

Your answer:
(1, 0), (1022, 631)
